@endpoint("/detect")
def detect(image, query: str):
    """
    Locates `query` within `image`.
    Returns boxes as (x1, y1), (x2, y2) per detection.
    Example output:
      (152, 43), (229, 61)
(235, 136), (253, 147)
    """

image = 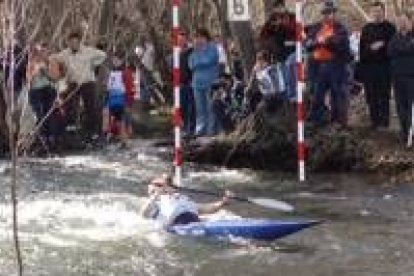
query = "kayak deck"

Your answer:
(168, 219), (320, 241)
